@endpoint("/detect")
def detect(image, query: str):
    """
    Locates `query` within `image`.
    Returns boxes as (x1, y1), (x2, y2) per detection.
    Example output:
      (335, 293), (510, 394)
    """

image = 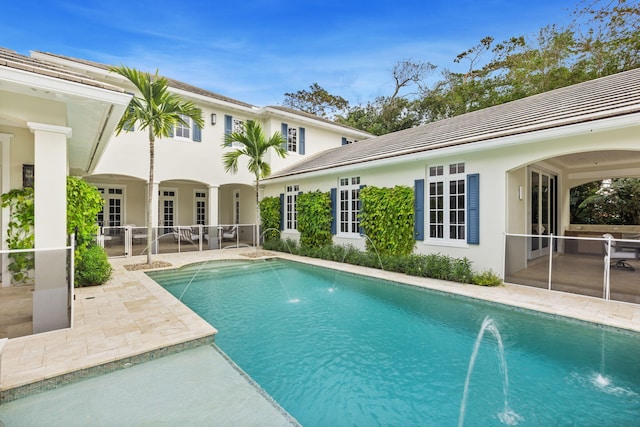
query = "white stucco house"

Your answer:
(262, 68), (640, 277)
(26, 51), (371, 254)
